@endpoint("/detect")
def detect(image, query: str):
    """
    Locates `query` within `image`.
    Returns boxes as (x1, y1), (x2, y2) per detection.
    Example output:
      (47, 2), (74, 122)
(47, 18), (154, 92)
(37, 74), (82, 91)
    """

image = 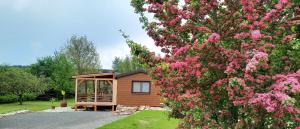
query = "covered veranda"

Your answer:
(73, 73), (117, 111)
